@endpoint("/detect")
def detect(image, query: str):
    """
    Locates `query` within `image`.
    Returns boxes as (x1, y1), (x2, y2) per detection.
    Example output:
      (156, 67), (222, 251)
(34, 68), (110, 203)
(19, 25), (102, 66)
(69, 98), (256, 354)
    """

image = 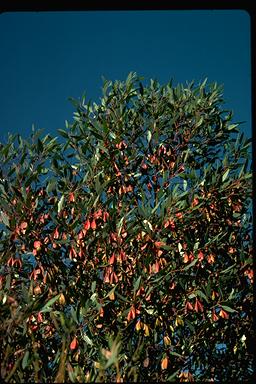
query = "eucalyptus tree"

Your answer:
(0, 73), (253, 382)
